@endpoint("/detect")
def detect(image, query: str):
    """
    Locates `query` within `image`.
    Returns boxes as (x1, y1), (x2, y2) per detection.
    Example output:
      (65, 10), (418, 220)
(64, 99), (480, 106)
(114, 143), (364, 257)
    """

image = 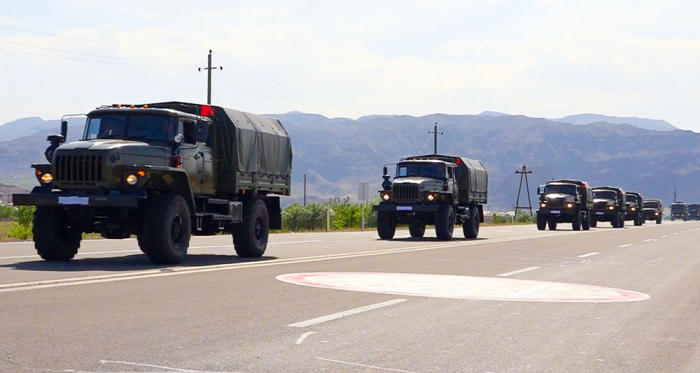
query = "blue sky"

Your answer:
(1, 0), (699, 130)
